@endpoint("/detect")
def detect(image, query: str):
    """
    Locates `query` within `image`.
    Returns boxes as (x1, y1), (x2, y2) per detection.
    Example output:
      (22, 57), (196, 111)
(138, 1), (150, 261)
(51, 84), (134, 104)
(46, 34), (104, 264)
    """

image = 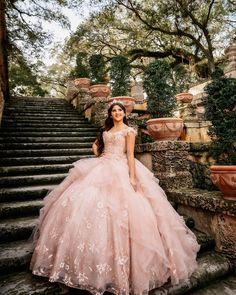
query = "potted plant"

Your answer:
(109, 55), (135, 114)
(89, 54), (110, 98)
(70, 52), (91, 90)
(173, 64), (193, 103)
(203, 68), (236, 200)
(144, 60), (183, 141)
